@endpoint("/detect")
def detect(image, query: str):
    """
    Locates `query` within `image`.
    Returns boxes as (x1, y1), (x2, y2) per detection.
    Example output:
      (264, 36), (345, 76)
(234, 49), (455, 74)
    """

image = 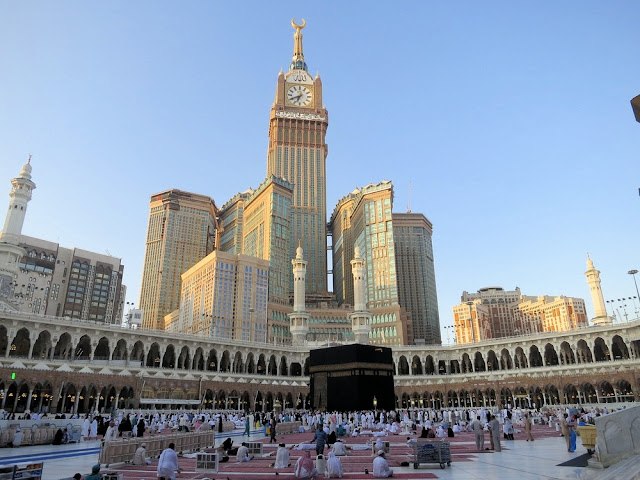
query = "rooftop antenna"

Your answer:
(407, 180), (412, 213)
